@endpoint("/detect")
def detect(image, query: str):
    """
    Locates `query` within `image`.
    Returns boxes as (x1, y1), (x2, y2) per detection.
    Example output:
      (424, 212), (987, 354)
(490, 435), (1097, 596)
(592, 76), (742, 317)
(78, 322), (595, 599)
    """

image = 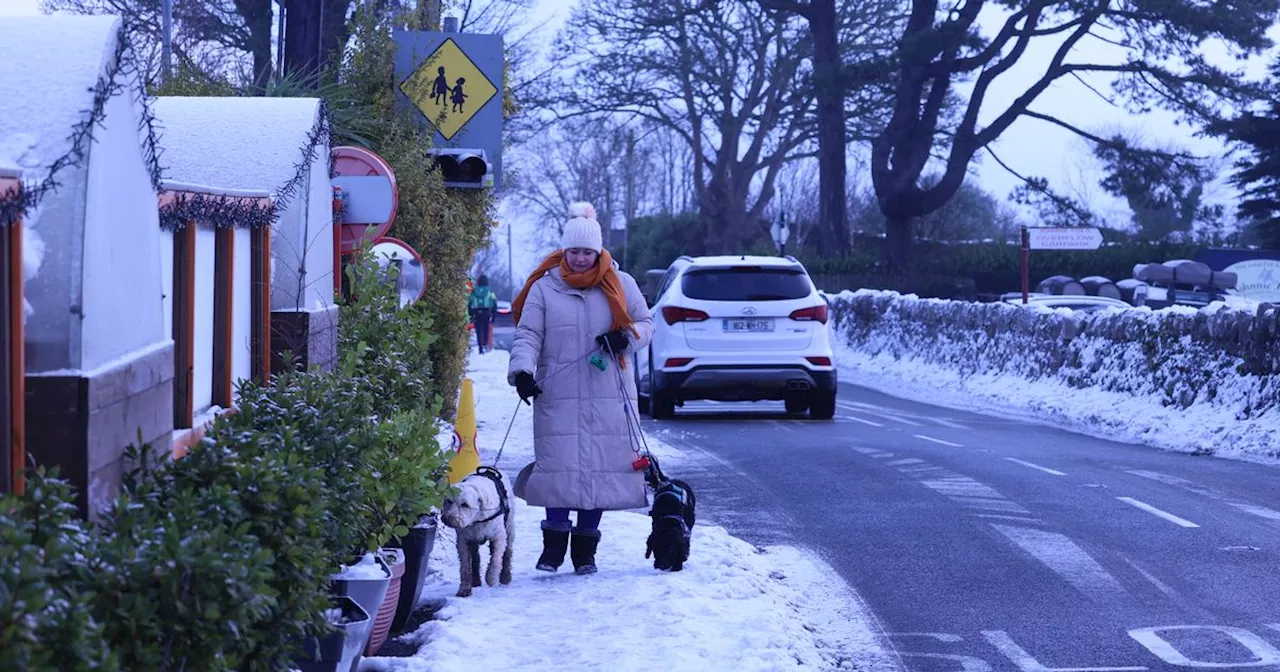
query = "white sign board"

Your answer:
(332, 176), (396, 225)
(1027, 227), (1103, 250)
(1224, 259), (1280, 302)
